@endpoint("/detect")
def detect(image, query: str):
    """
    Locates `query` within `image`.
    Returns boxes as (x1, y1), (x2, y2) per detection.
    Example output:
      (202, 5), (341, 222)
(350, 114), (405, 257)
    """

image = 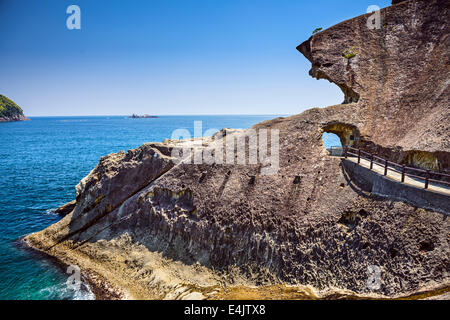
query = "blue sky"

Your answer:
(0, 0), (391, 116)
